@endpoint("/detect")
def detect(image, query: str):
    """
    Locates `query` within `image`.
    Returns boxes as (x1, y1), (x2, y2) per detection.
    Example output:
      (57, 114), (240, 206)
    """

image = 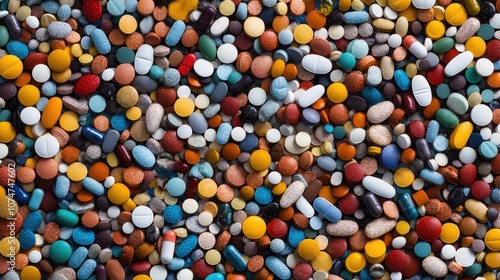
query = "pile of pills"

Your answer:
(2, 0), (500, 278)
